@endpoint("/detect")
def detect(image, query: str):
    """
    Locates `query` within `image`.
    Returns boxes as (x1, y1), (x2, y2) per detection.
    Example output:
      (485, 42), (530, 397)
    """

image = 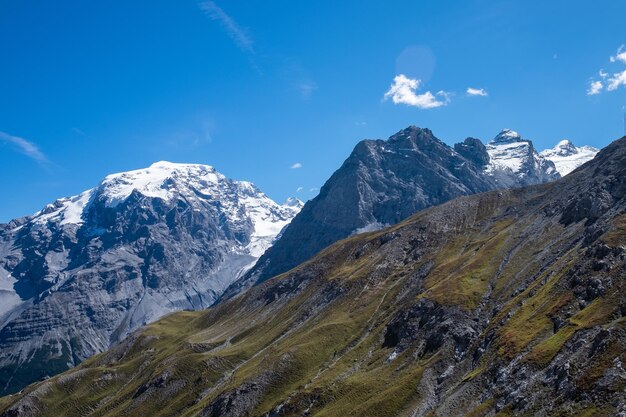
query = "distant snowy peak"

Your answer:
(492, 128), (524, 144)
(540, 140), (599, 176)
(484, 129), (559, 186)
(547, 140), (579, 156)
(29, 162), (301, 243)
(283, 197), (304, 210)
(99, 161), (223, 207)
(486, 129), (537, 174)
